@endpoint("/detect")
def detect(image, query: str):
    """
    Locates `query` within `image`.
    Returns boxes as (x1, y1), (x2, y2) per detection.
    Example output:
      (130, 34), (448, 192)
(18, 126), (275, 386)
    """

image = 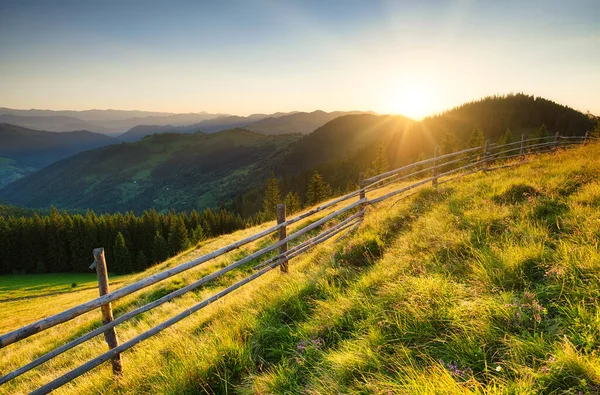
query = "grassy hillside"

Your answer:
(1, 142), (599, 394)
